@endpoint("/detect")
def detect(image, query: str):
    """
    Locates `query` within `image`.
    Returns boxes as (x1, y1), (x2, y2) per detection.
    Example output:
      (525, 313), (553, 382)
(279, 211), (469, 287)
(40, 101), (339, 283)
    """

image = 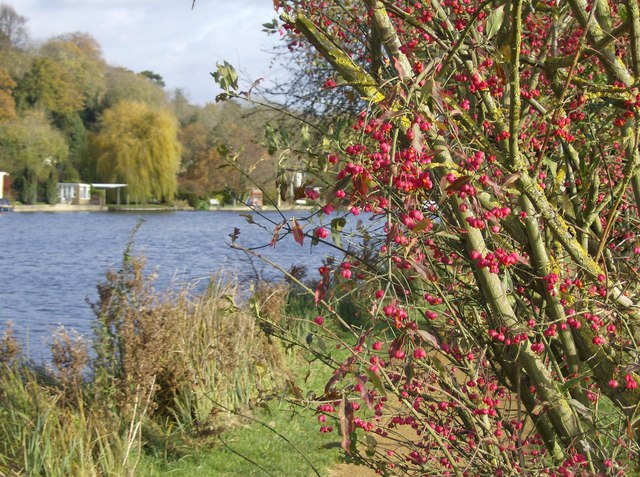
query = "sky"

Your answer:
(11, 0), (284, 105)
